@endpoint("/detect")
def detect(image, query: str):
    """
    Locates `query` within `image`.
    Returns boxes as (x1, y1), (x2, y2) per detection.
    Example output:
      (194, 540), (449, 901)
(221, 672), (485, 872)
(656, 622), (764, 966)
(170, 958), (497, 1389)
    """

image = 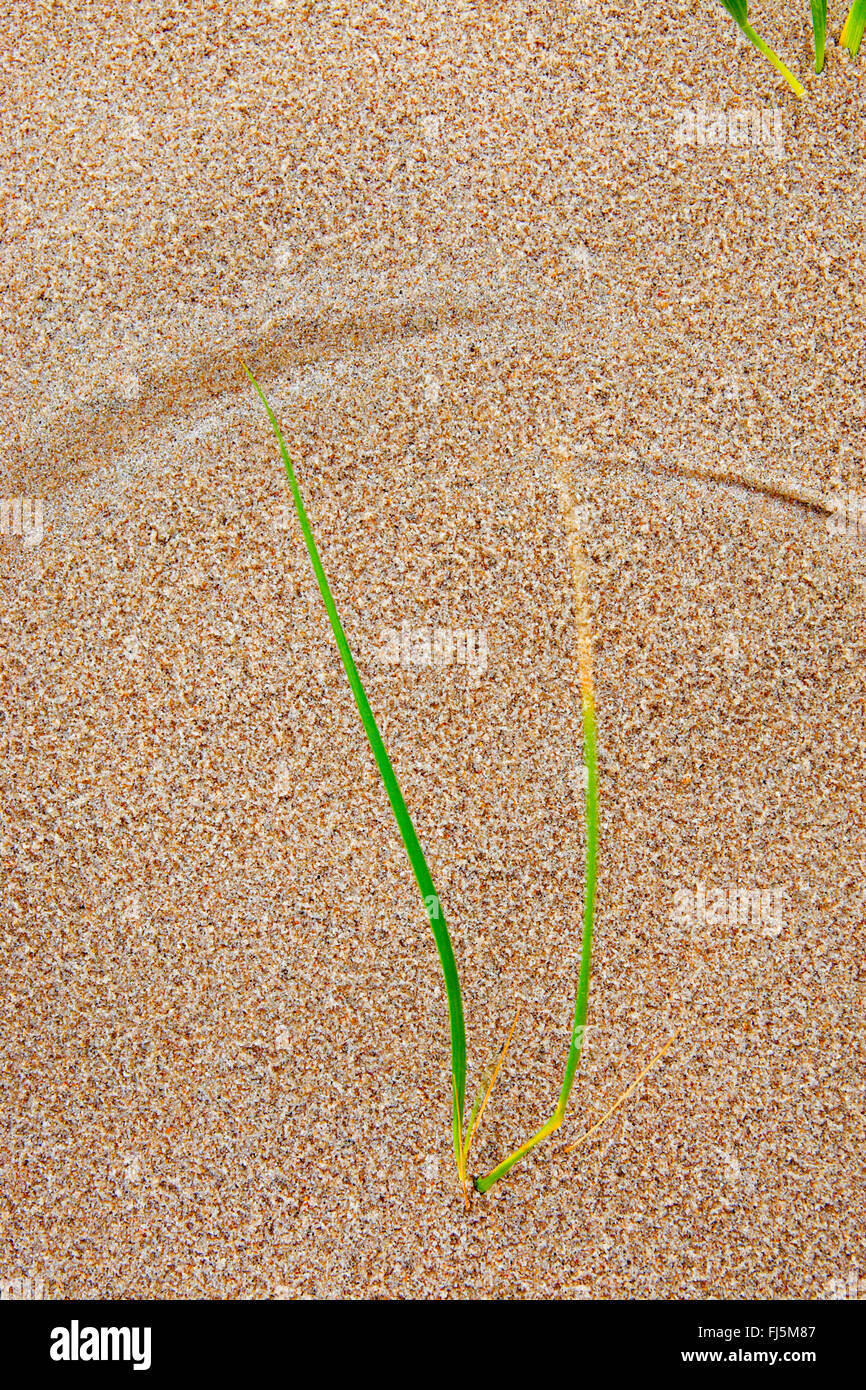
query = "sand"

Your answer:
(1, 1), (864, 1298)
